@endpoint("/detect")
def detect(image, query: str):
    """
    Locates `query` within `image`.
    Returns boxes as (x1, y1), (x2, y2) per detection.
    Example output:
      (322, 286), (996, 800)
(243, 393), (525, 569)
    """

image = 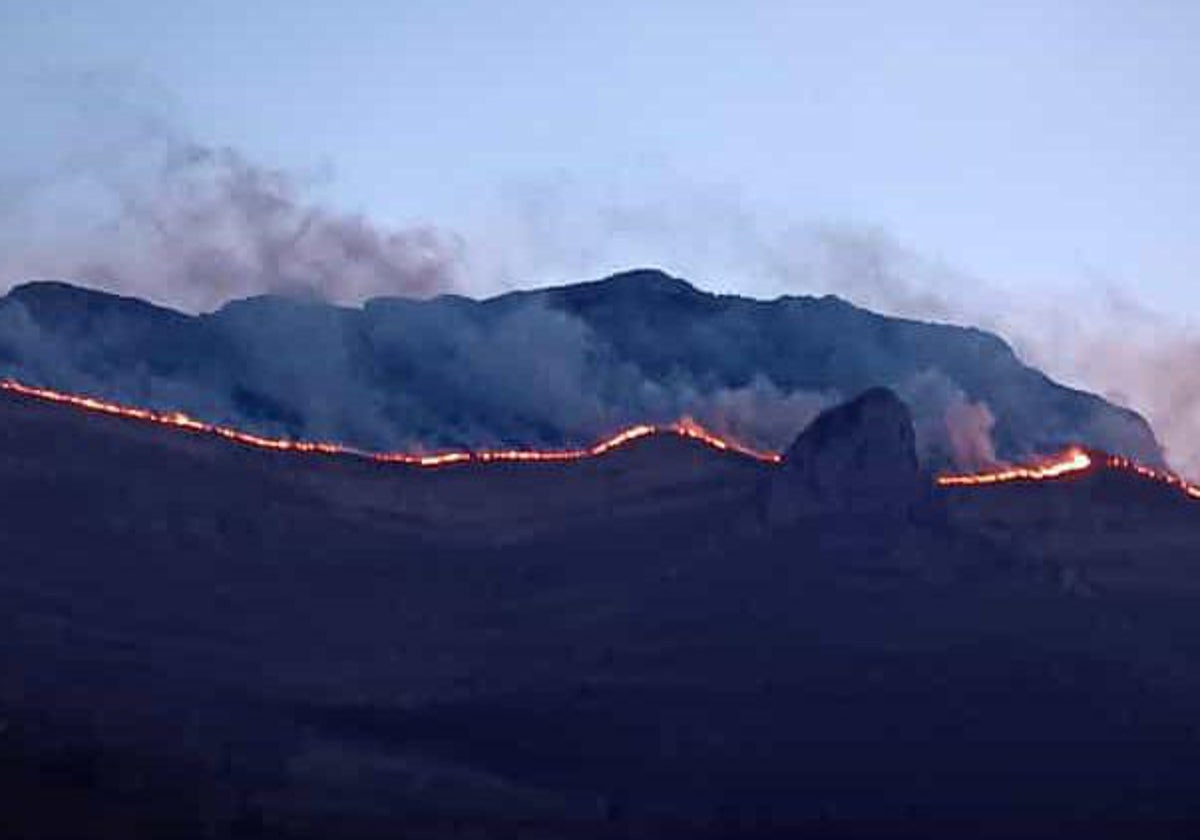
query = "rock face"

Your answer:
(766, 387), (923, 525)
